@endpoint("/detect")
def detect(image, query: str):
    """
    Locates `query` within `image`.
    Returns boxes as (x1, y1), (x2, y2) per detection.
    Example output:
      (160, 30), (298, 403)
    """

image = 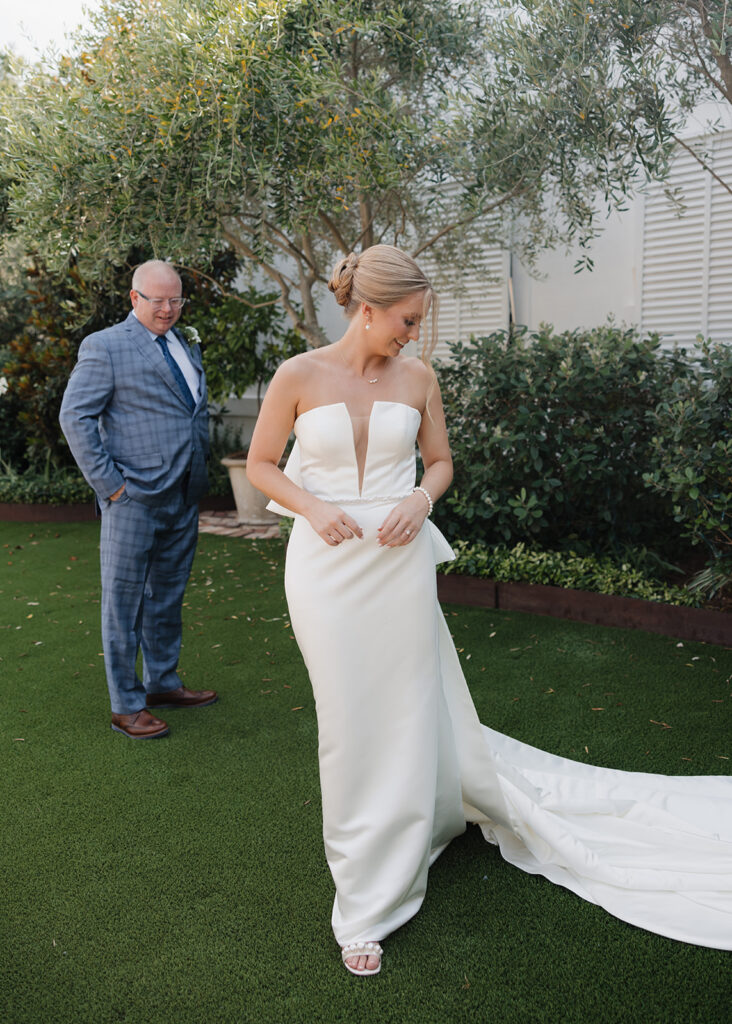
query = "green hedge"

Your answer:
(0, 469), (93, 505)
(442, 541), (699, 607)
(435, 326), (732, 602)
(643, 339), (732, 597)
(436, 325), (691, 554)
(0, 418), (239, 506)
